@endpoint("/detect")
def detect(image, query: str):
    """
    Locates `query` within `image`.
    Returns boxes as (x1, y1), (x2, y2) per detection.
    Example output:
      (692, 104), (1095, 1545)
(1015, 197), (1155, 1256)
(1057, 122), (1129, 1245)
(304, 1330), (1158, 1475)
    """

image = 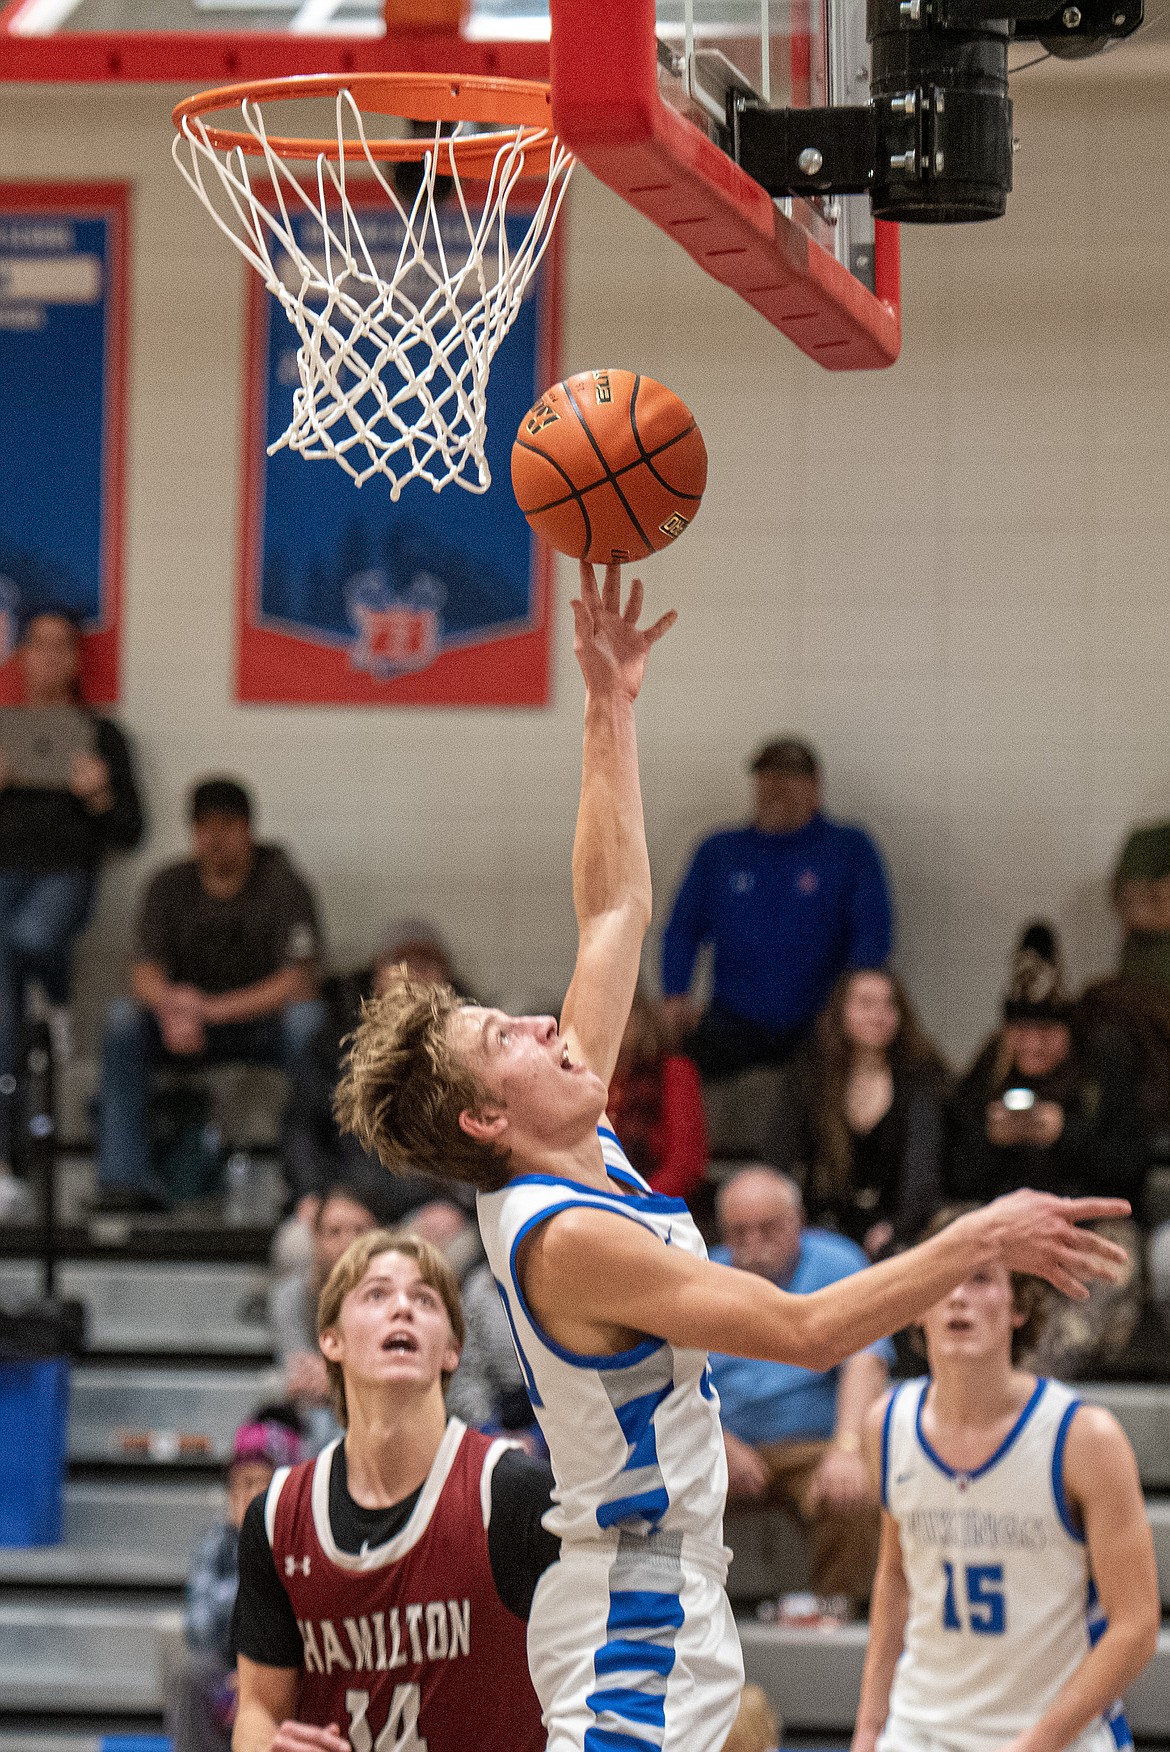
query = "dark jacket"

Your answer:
(770, 1054), (945, 1250)
(0, 717), (143, 871)
(946, 1023), (1149, 1206)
